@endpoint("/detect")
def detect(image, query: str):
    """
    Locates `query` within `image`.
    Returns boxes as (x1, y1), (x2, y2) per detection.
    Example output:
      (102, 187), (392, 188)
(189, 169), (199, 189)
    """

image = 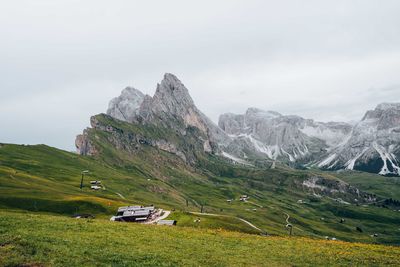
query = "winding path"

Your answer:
(115, 192), (126, 200)
(284, 212), (303, 232)
(189, 211), (264, 233)
(284, 212), (290, 224)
